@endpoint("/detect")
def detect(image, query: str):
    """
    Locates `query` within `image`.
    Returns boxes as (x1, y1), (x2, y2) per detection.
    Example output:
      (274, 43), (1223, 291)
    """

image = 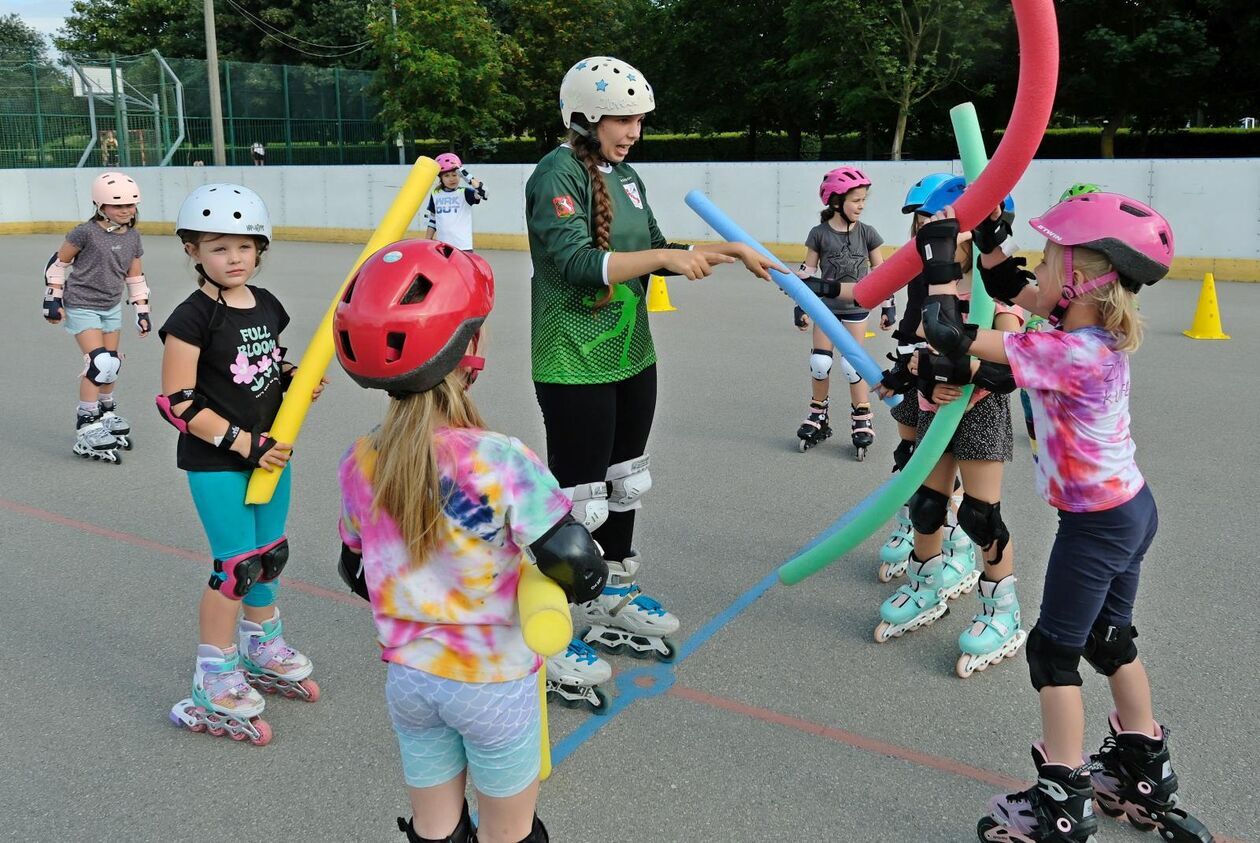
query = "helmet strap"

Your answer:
(1049, 246), (1118, 328)
(460, 354), (485, 388)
